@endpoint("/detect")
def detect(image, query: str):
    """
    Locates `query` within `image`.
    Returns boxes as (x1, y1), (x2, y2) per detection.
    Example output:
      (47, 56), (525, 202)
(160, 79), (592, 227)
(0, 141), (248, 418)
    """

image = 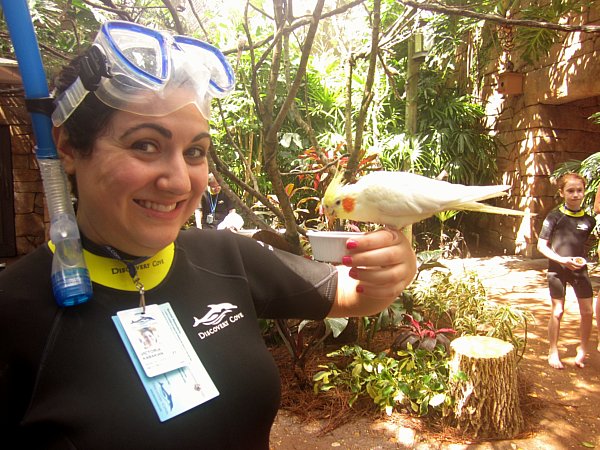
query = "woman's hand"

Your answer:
(329, 228), (417, 318)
